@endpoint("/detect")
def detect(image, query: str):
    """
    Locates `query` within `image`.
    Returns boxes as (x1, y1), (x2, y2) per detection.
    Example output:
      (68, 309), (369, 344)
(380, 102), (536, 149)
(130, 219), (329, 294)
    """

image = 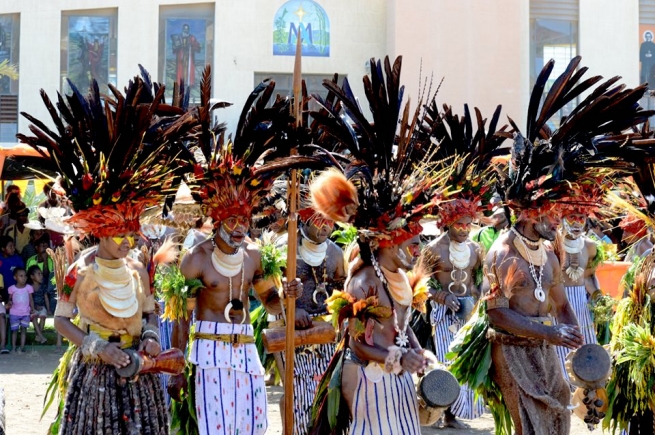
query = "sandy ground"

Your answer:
(0, 345), (602, 435)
